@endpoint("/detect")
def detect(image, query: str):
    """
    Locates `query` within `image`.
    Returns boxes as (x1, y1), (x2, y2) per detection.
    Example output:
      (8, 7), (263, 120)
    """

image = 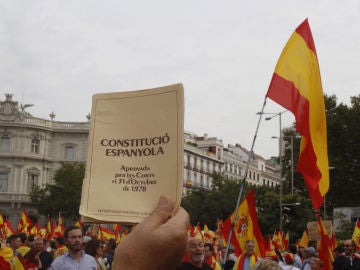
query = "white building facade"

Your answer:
(0, 94), (89, 225)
